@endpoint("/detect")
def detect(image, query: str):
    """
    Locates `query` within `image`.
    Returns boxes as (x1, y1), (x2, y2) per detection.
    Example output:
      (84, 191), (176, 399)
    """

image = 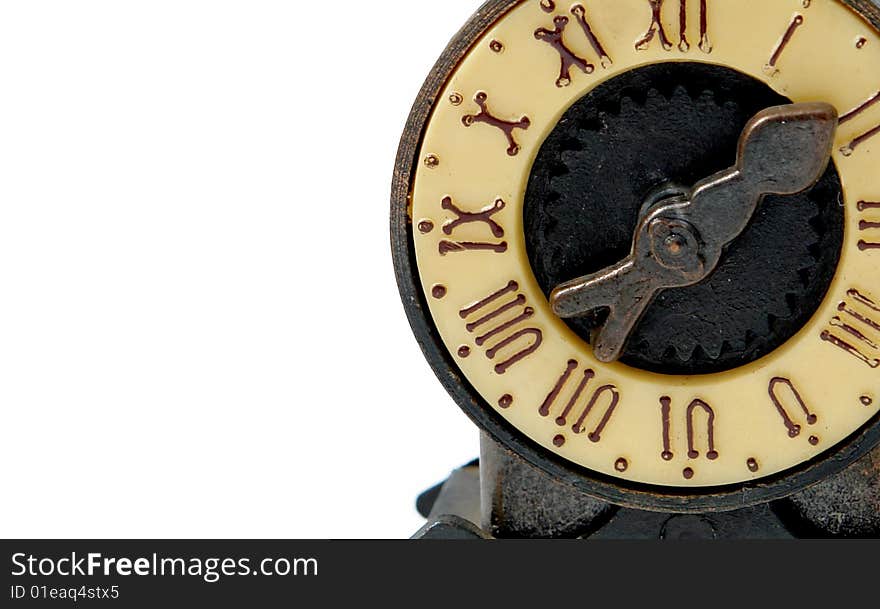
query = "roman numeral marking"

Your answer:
(439, 242), (508, 255)
(572, 4), (613, 68)
(678, 0), (689, 51)
(442, 197), (505, 238)
(534, 4), (613, 87)
(768, 377), (818, 441)
(659, 397), (719, 462)
(840, 90), (880, 156)
(539, 360), (578, 417)
(636, 0), (673, 51)
(461, 92), (530, 156)
(821, 288), (880, 369)
(764, 14), (805, 76)
(438, 196), (508, 256)
(535, 16), (594, 87)
(840, 90), (880, 125)
(858, 200), (880, 251)
(459, 281), (543, 374)
(661, 397), (674, 460)
(635, 1), (711, 53)
(841, 124), (880, 157)
(686, 399), (718, 460)
(698, 0), (711, 53)
(539, 360), (620, 443)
